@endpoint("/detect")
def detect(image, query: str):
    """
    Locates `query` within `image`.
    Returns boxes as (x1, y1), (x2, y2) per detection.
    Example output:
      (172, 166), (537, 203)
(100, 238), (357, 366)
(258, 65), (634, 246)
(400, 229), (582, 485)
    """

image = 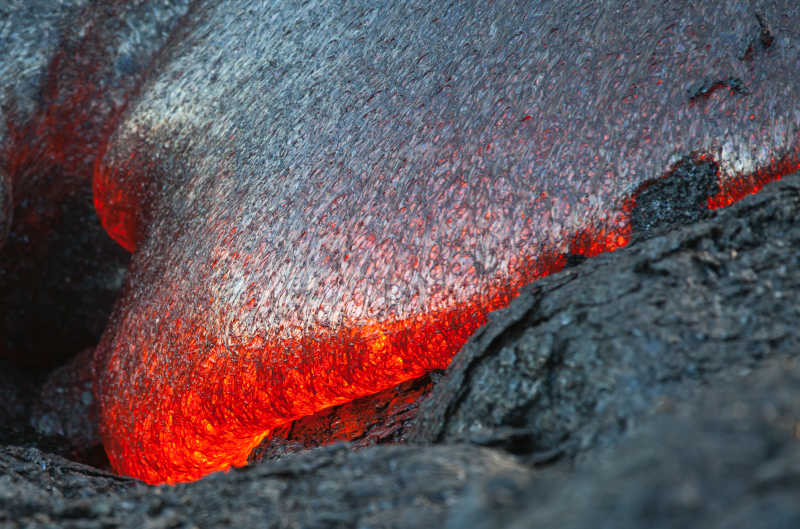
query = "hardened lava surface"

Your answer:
(92, 0), (800, 483)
